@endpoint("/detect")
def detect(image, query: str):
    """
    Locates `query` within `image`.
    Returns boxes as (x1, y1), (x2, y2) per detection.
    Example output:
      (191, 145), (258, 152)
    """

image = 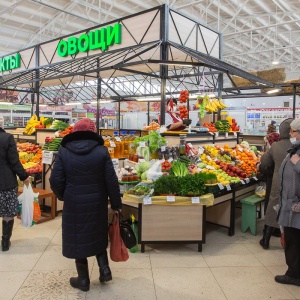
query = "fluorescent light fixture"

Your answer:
(39, 104), (47, 107)
(159, 62), (194, 67)
(0, 102), (13, 105)
(65, 102), (82, 105)
(90, 100), (111, 104)
(136, 97), (161, 102)
(266, 88), (280, 94)
(272, 61), (279, 65)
